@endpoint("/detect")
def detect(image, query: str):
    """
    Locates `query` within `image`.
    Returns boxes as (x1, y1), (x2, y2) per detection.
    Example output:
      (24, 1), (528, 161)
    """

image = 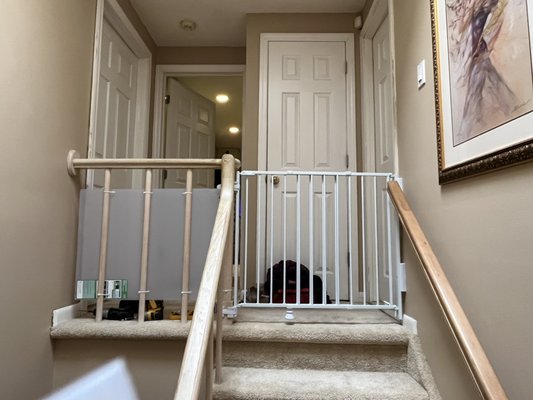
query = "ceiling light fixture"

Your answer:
(229, 126), (240, 134)
(216, 94), (229, 104)
(179, 19), (197, 32)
